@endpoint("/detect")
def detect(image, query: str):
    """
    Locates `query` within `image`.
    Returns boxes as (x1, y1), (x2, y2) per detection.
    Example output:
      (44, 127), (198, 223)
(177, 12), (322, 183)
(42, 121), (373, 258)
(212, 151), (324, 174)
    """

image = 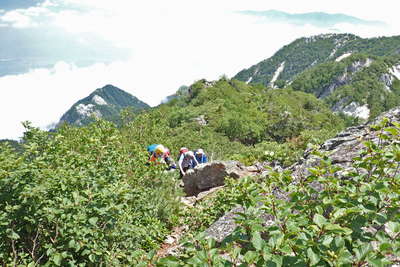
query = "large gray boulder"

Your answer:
(183, 161), (257, 196)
